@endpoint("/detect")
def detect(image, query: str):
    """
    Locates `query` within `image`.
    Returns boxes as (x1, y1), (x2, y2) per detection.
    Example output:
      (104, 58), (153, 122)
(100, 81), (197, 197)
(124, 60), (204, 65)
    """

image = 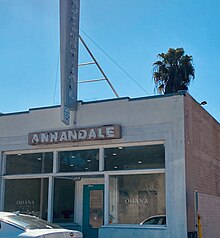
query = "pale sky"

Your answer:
(0, 0), (219, 122)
